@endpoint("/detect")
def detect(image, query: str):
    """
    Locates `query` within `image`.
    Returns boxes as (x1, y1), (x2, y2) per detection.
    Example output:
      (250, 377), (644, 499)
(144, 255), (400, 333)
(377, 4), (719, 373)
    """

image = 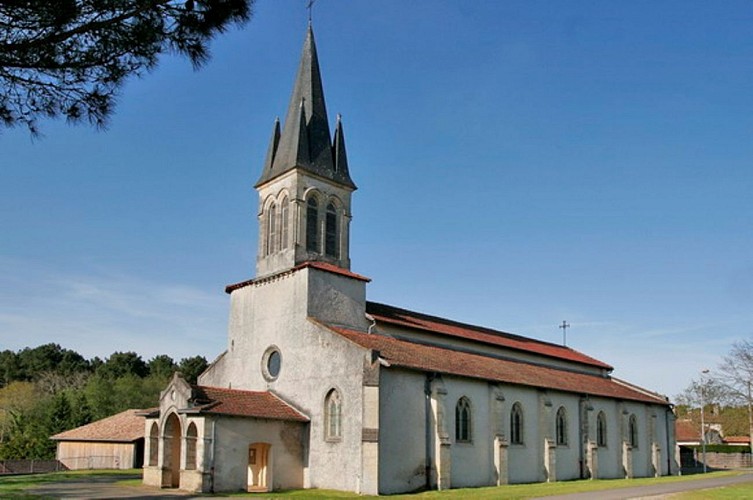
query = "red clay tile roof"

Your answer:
(675, 419), (700, 442)
(366, 302), (612, 370)
(226, 261), (370, 293)
(51, 409), (145, 442)
(330, 326), (668, 405)
(723, 436), (751, 445)
(187, 386), (309, 422)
